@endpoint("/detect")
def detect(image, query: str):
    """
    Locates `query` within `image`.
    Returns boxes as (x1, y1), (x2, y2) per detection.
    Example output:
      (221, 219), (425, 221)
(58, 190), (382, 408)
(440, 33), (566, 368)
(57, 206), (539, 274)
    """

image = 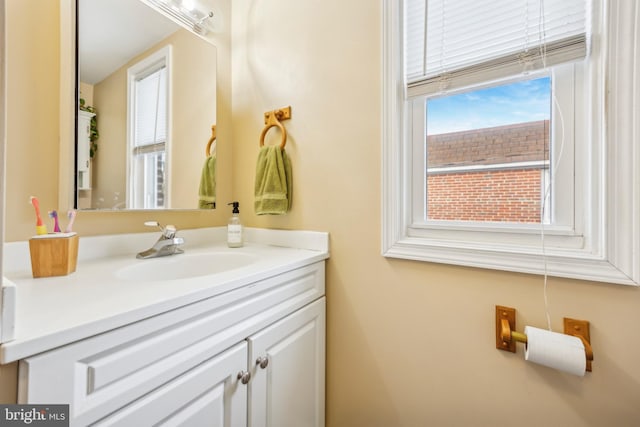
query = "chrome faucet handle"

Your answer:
(136, 222), (184, 259)
(144, 221), (177, 239)
(162, 225), (177, 239)
(144, 221), (163, 231)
